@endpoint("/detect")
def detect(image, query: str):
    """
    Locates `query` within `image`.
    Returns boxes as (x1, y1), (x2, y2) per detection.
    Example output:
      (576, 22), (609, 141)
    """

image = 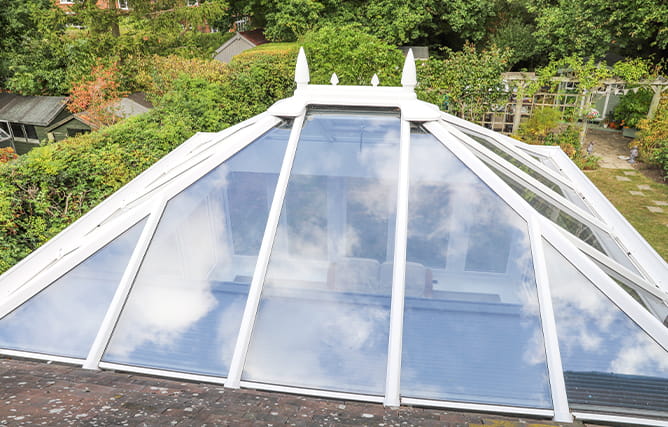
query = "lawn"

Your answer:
(585, 168), (668, 261)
